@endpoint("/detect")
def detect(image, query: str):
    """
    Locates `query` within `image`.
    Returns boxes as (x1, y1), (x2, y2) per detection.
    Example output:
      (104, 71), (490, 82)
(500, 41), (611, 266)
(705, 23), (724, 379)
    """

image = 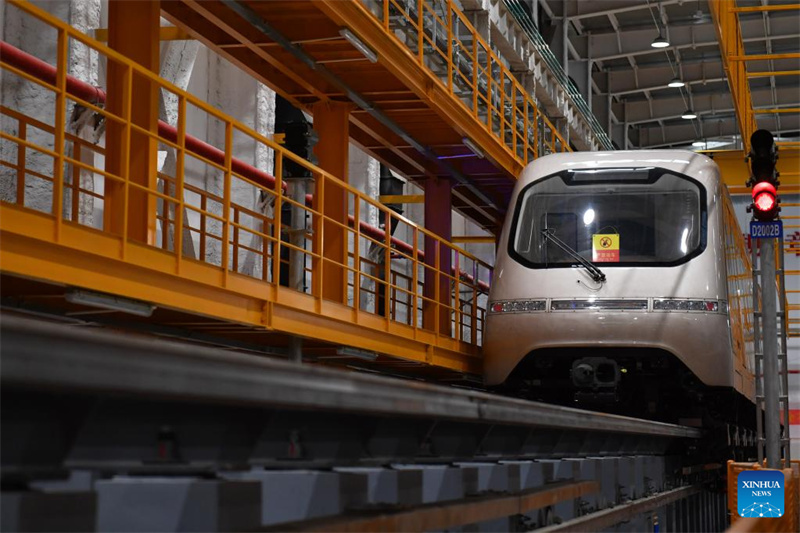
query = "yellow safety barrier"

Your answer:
(782, 203), (799, 337)
(0, 0), (491, 373)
